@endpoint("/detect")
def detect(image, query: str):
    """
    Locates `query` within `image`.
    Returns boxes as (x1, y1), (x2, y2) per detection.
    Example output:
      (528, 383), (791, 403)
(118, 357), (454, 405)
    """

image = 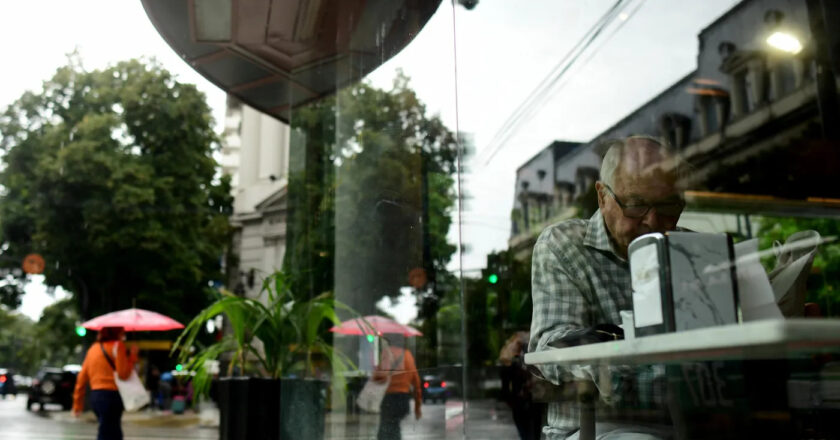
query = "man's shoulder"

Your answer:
(535, 217), (589, 247)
